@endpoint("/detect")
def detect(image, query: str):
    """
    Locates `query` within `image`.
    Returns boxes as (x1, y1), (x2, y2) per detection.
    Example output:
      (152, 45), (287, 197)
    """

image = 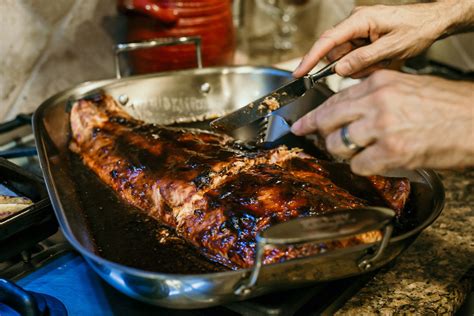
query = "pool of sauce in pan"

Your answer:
(69, 154), (227, 274)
